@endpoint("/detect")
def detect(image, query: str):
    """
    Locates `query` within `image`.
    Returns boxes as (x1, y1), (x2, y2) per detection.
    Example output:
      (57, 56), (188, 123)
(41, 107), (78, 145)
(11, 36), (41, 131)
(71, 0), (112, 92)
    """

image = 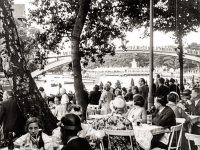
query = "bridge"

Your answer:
(116, 45), (200, 61)
(31, 57), (71, 78)
(31, 46), (200, 77)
